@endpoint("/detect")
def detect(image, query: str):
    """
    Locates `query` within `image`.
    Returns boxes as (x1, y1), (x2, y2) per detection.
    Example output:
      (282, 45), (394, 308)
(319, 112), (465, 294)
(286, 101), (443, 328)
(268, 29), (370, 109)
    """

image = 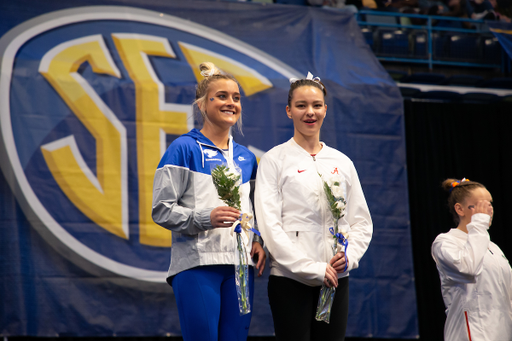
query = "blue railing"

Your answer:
(356, 10), (508, 70)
